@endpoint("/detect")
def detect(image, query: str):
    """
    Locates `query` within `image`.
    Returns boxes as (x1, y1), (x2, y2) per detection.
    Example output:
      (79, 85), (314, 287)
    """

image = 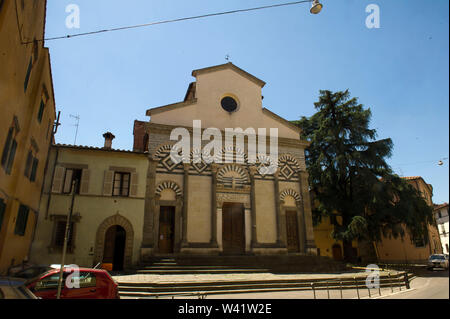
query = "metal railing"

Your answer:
(309, 271), (413, 299)
(118, 271), (414, 300)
